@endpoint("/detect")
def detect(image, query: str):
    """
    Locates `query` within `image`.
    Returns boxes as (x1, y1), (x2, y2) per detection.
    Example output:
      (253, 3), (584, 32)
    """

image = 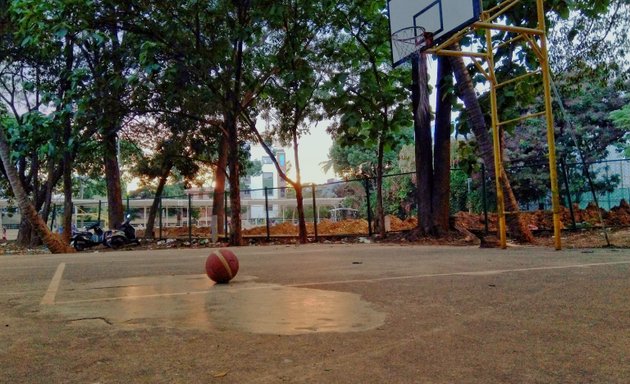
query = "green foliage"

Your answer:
(381, 173), (416, 218)
(501, 77), (629, 204)
(610, 104), (630, 156)
(327, 127), (414, 179)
